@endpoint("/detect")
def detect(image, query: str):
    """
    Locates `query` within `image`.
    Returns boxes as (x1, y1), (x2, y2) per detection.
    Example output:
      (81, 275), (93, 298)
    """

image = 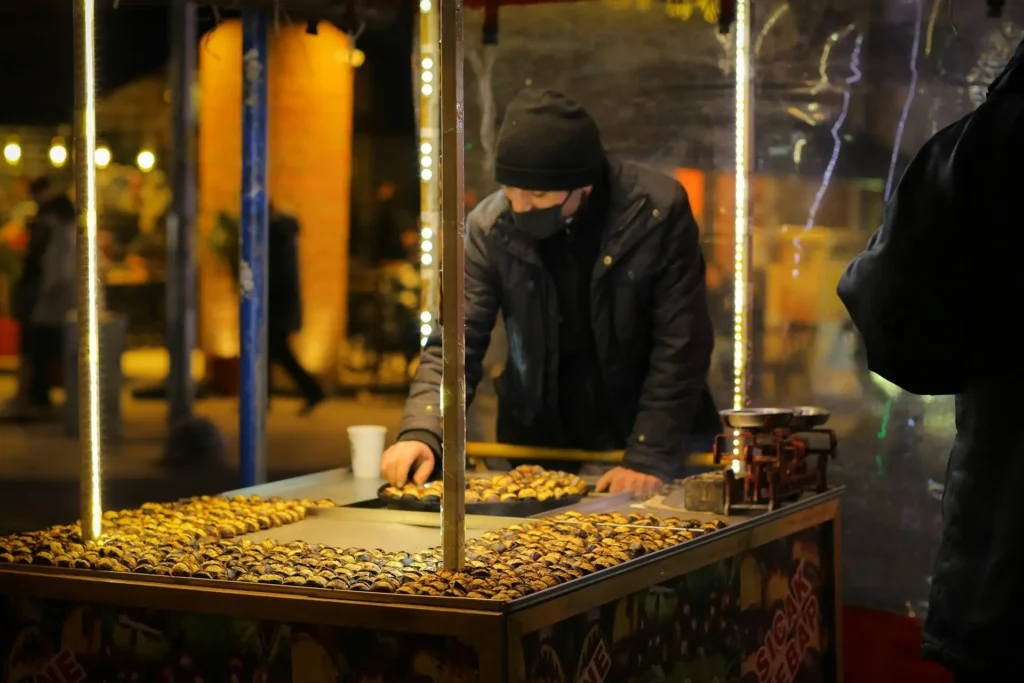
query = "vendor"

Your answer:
(382, 88), (720, 498)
